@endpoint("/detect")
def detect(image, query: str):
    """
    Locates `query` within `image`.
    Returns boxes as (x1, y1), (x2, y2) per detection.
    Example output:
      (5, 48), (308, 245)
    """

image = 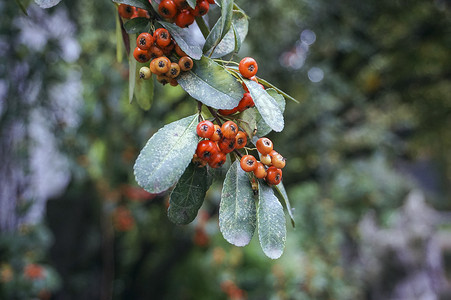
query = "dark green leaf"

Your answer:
(274, 182), (295, 228)
(134, 114), (199, 193)
(258, 183), (286, 259)
(128, 34), (137, 103)
(134, 63), (154, 110)
(123, 17), (150, 34)
(219, 161), (257, 246)
(177, 56), (243, 109)
(208, 10), (249, 58)
(257, 77), (300, 103)
(186, 0), (196, 9)
(256, 88), (285, 136)
(244, 80), (284, 133)
(15, 0), (29, 15)
(113, 0), (151, 10)
(238, 108), (257, 139)
(168, 163), (211, 225)
(34, 0), (61, 8)
(159, 21), (203, 60)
